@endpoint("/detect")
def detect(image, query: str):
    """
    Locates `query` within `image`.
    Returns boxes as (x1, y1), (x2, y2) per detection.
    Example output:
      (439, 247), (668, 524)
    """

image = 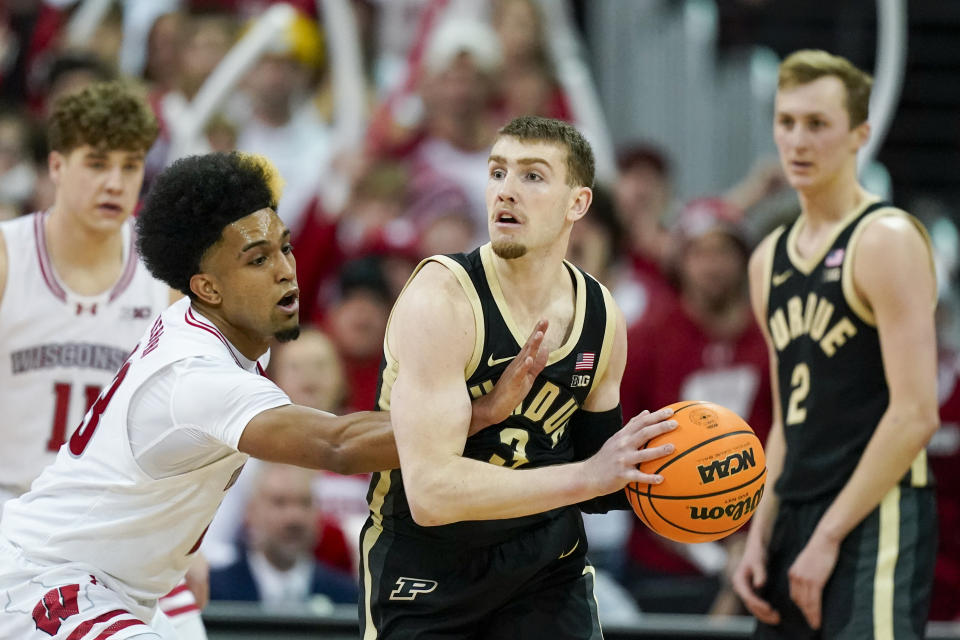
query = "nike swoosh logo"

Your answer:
(487, 354), (515, 367)
(558, 539), (580, 559)
(772, 270), (793, 286)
